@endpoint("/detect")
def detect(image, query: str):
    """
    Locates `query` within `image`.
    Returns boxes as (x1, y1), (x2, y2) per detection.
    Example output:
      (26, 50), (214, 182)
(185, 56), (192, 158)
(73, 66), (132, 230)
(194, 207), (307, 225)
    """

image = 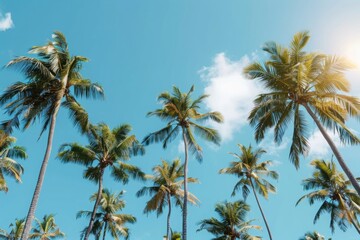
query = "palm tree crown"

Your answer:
(219, 144), (278, 240)
(0, 130), (27, 192)
(0, 218), (25, 240)
(29, 214), (64, 240)
(58, 123), (145, 186)
(170, 232), (182, 240)
(136, 159), (199, 239)
(244, 31), (360, 168)
(197, 200), (261, 240)
(244, 31), (360, 197)
(220, 144), (278, 199)
(58, 123), (144, 239)
(143, 85), (223, 160)
(137, 159), (199, 215)
(77, 189), (136, 240)
(299, 231), (330, 240)
(1, 31), (104, 134)
(296, 159), (360, 233)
